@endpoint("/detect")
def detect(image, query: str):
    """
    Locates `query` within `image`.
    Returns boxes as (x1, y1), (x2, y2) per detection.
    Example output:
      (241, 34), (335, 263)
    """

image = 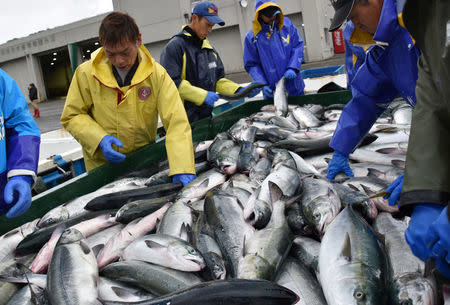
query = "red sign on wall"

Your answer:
(332, 29), (345, 54)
